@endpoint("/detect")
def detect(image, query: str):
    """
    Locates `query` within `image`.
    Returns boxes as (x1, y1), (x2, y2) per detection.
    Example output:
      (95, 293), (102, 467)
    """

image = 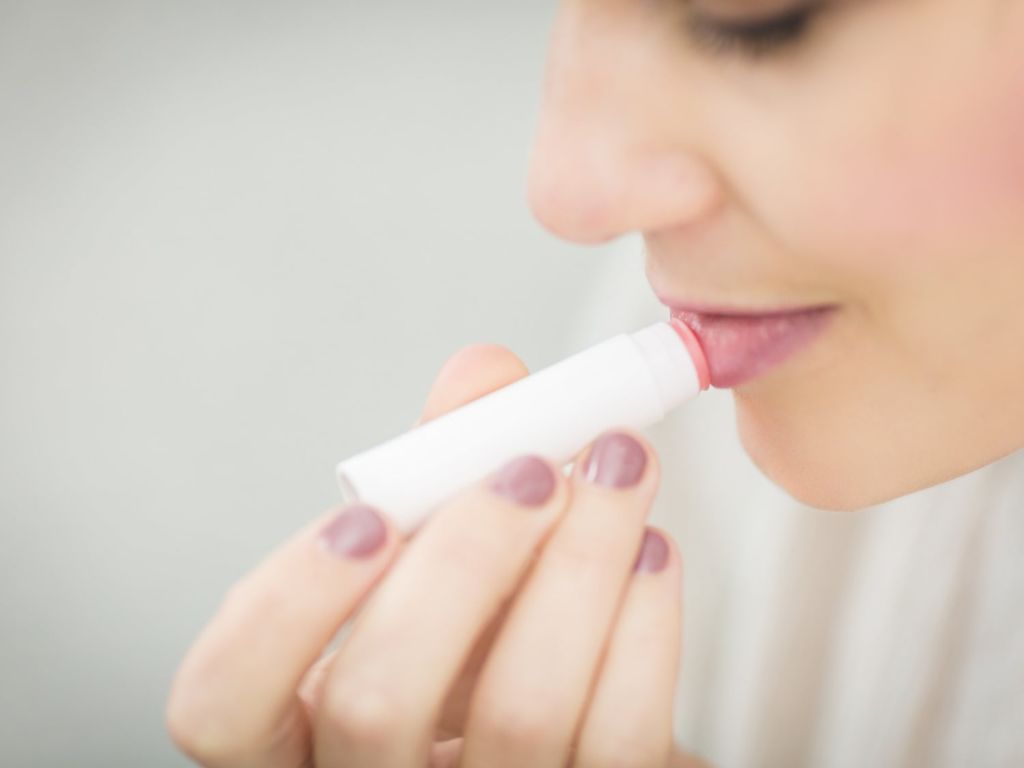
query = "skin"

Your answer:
(528, 0), (1024, 510)
(167, 1), (1024, 765)
(168, 350), (704, 766)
